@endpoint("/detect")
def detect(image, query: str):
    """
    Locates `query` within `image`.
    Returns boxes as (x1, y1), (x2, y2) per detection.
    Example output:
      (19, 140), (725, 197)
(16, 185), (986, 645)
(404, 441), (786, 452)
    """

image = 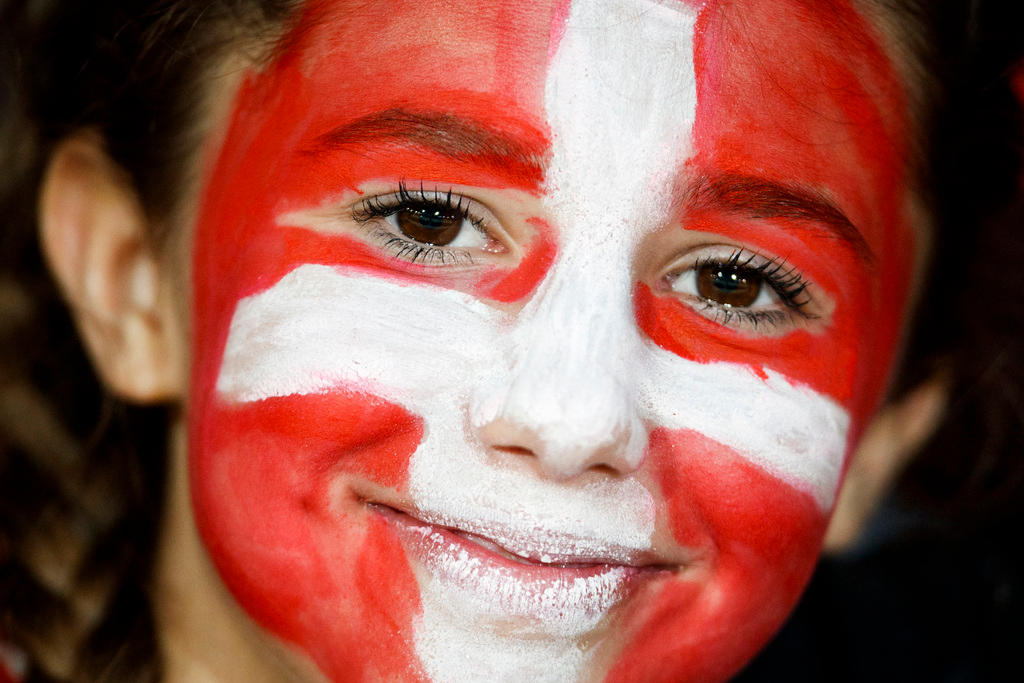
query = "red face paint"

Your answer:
(189, 1), (916, 680)
(191, 2), (561, 678)
(613, 2), (914, 678)
(685, 0), (914, 420)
